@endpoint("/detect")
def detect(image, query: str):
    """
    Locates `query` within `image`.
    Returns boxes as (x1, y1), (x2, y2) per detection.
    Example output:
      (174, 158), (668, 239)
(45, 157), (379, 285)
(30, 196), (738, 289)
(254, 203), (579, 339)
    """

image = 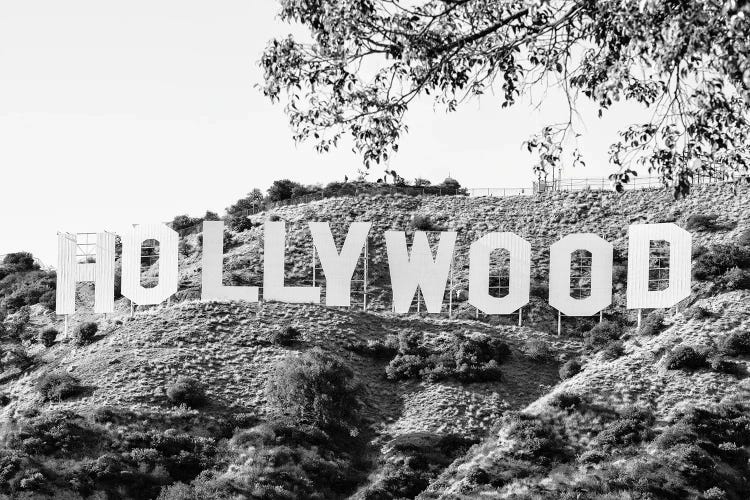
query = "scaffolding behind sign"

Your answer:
(311, 234), (369, 310)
